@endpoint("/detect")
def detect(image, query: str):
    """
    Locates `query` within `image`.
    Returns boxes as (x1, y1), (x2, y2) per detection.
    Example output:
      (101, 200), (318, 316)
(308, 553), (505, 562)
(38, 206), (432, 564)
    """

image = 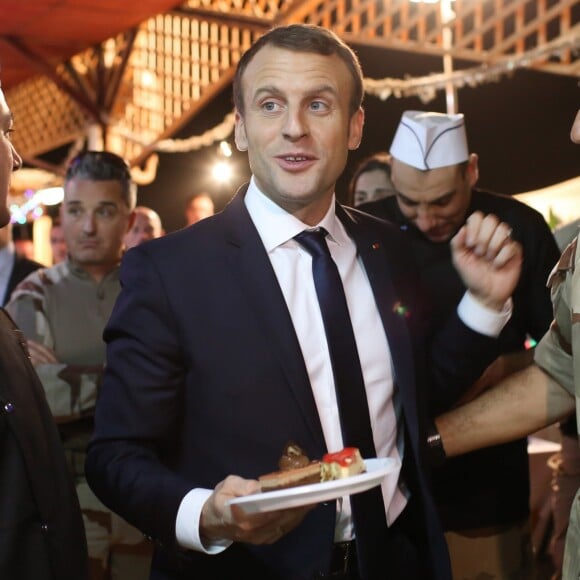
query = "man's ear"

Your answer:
(466, 153), (479, 187)
(234, 109), (248, 152)
(126, 210), (136, 233)
(348, 108), (365, 151)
